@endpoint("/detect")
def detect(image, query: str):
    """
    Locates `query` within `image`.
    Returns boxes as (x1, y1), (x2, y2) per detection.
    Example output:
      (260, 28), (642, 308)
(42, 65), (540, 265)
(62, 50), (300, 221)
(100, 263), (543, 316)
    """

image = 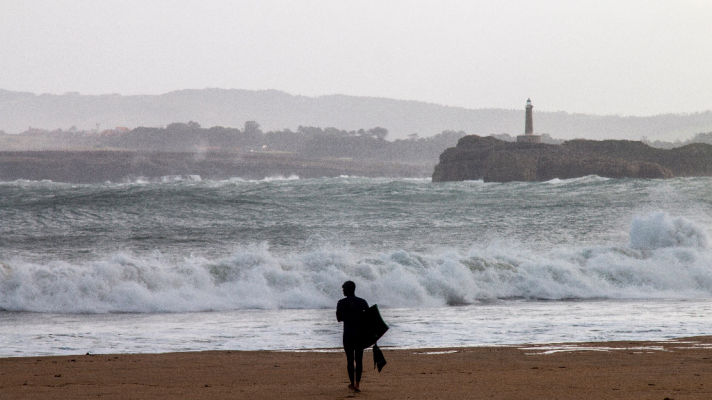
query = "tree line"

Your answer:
(642, 131), (712, 149)
(2, 122), (467, 165)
